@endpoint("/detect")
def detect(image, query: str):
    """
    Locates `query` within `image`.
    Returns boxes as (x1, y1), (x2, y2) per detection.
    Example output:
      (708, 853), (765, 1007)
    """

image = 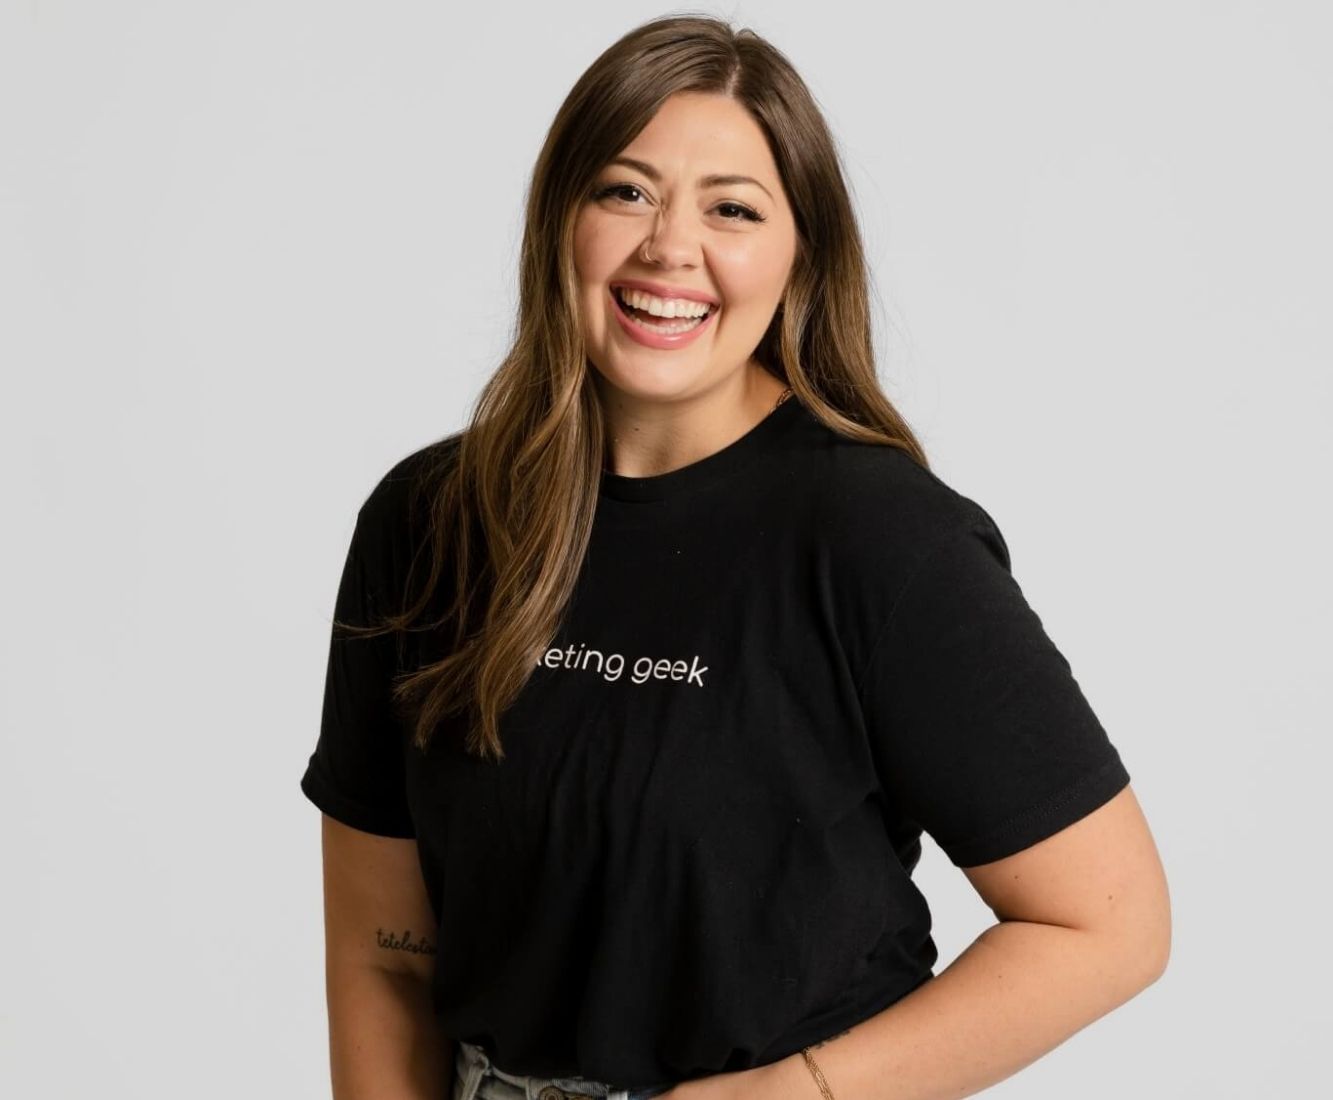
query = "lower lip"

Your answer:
(609, 288), (718, 349)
